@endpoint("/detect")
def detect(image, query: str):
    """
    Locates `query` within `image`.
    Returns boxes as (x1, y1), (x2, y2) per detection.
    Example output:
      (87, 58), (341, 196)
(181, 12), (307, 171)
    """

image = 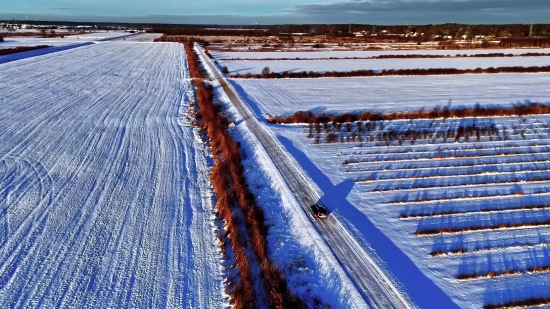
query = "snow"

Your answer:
(0, 42), (224, 307)
(197, 45), (370, 308)
(242, 110), (550, 307)
(230, 74), (550, 117)
(0, 32), (137, 48)
(230, 66), (550, 307)
(212, 49), (550, 60)
(220, 57), (550, 75)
